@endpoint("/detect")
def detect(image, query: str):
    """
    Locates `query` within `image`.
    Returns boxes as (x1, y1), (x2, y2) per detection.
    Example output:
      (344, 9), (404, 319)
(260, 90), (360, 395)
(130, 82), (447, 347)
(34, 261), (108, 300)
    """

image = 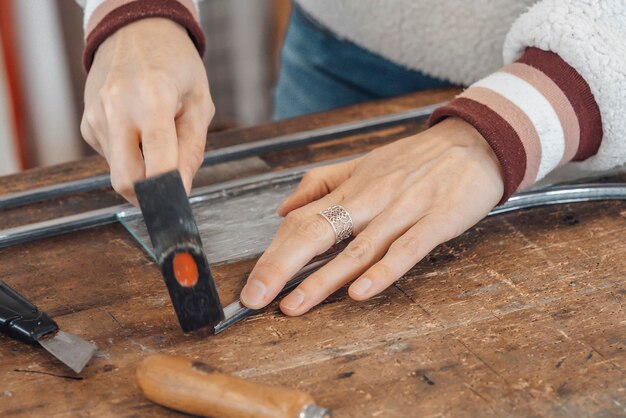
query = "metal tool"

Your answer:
(0, 281), (97, 373)
(0, 103), (442, 210)
(136, 354), (331, 418)
(134, 171), (225, 332)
